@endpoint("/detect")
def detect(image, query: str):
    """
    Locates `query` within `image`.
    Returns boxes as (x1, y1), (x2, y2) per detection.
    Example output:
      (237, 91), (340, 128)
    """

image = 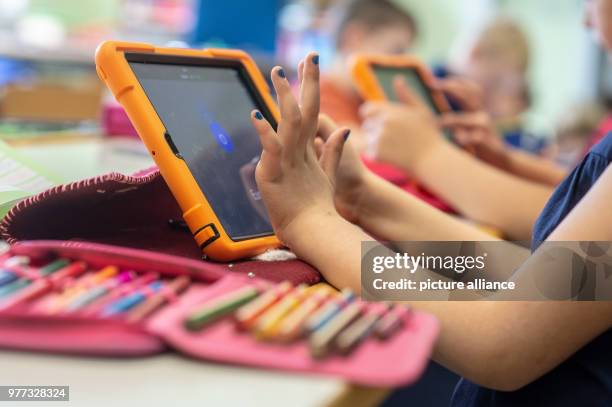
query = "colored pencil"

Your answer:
(102, 281), (163, 316)
(304, 288), (355, 334)
(64, 271), (134, 312)
(184, 286), (259, 331)
(0, 261), (87, 310)
(126, 275), (191, 322)
(273, 287), (332, 342)
(0, 258), (70, 298)
(335, 305), (390, 355)
(374, 305), (412, 340)
(309, 302), (365, 359)
(235, 281), (293, 330)
(254, 285), (308, 340)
